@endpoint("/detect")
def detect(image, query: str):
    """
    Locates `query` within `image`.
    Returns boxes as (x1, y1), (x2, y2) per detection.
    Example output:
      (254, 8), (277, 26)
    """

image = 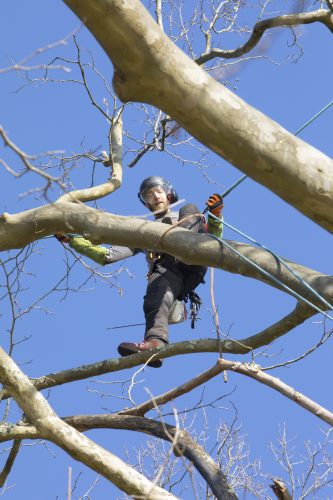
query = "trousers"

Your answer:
(143, 204), (207, 343)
